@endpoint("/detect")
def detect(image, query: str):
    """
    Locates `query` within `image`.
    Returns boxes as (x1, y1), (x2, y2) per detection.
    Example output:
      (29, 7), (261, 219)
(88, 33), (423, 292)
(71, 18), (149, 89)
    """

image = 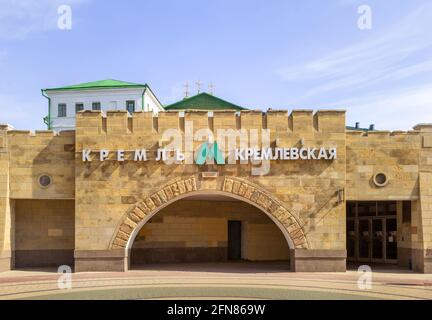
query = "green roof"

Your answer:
(164, 92), (246, 111)
(43, 79), (148, 91)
